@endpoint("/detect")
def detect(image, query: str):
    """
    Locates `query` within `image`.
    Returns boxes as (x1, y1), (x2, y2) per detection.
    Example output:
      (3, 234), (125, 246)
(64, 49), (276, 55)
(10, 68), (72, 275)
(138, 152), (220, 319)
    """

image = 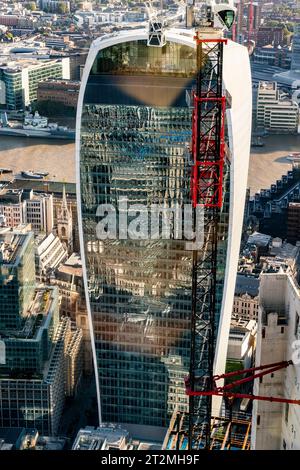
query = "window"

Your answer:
(257, 415), (260, 426)
(295, 312), (299, 337)
(285, 403), (289, 423)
